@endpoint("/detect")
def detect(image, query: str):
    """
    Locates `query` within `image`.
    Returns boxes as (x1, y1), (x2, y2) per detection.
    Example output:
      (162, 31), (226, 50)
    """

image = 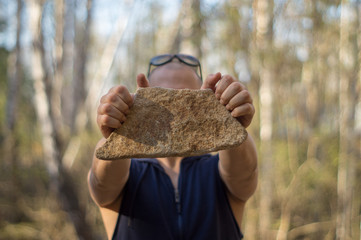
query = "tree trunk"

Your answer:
(28, 0), (59, 192)
(62, 0), (138, 171)
(83, 3), (133, 130)
(336, 0), (359, 239)
(254, 0), (274, 238)
(189, 0), (203, 58)
(61, 0), (75, 126)
(172, 0), (204, 57)
(71, 0), (93, 134)
(4, 0), (24, 204)
(52, 0), (65, 138)
(27, 1), (97, 239)
(355, 2), (361, 239)
(223, 1), (250, 79)
(168, 0), (186, 53)
(6, 0), (23, 134)
(276, 119), (297, 240)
